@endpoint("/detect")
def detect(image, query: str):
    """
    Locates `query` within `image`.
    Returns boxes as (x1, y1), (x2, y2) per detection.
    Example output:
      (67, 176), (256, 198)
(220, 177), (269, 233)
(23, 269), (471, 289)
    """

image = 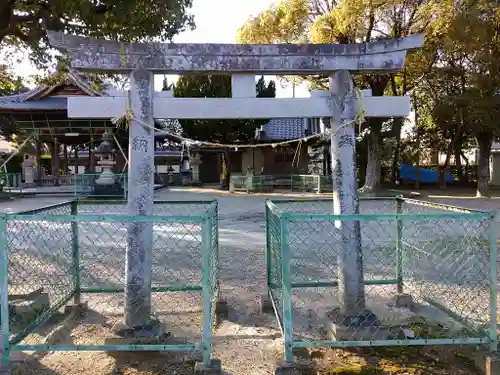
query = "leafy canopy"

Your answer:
(0, 0), (195, 69)
(238, 0), (446, 91)
(0, 65), (24, 96)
